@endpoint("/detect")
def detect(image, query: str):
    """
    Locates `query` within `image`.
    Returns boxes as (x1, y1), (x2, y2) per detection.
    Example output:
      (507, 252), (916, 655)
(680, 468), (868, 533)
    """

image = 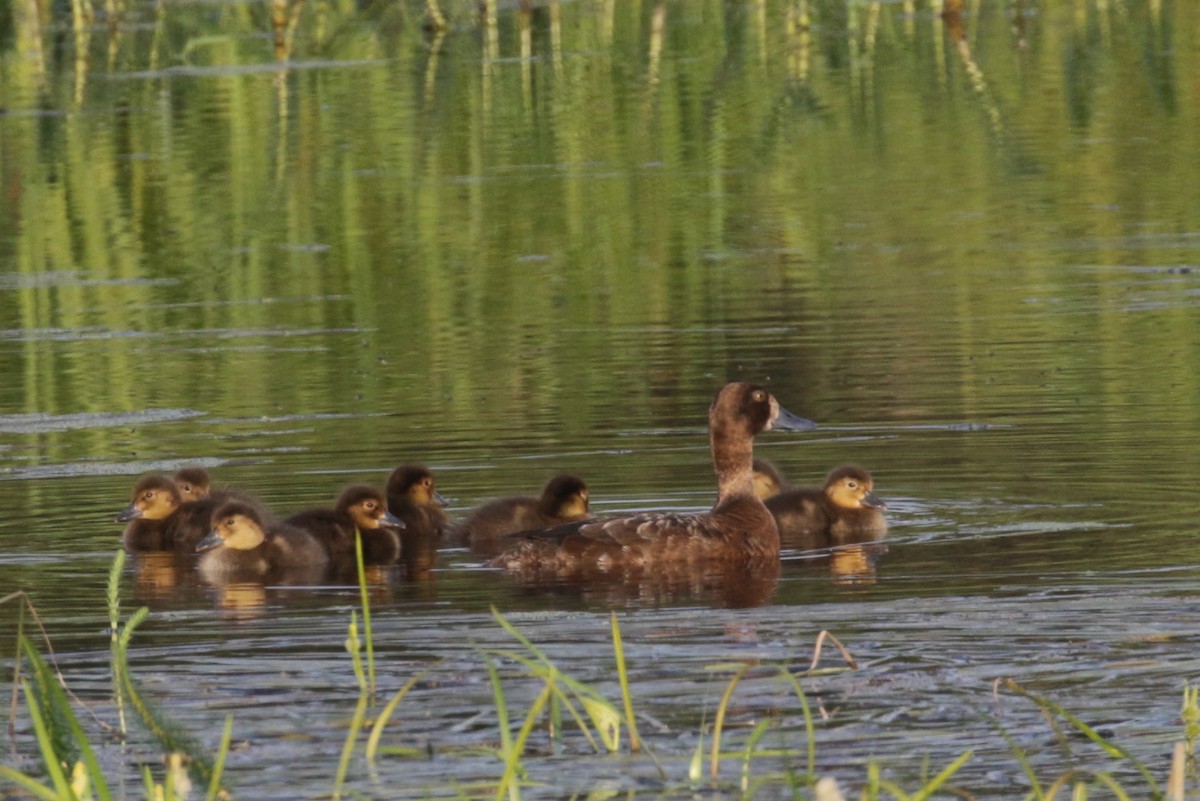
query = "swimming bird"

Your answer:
(197, 500), (328, 582)
(455, 474), (590, 556)
(173, 467), (212, 503)
(490, 382), (816, 573)
(765, 464), (888, 549)
(285, 485), (404, 569)
(117, 474), (224, 552)
(751, 458), (788, 501)
(386, 464), (449, 579)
